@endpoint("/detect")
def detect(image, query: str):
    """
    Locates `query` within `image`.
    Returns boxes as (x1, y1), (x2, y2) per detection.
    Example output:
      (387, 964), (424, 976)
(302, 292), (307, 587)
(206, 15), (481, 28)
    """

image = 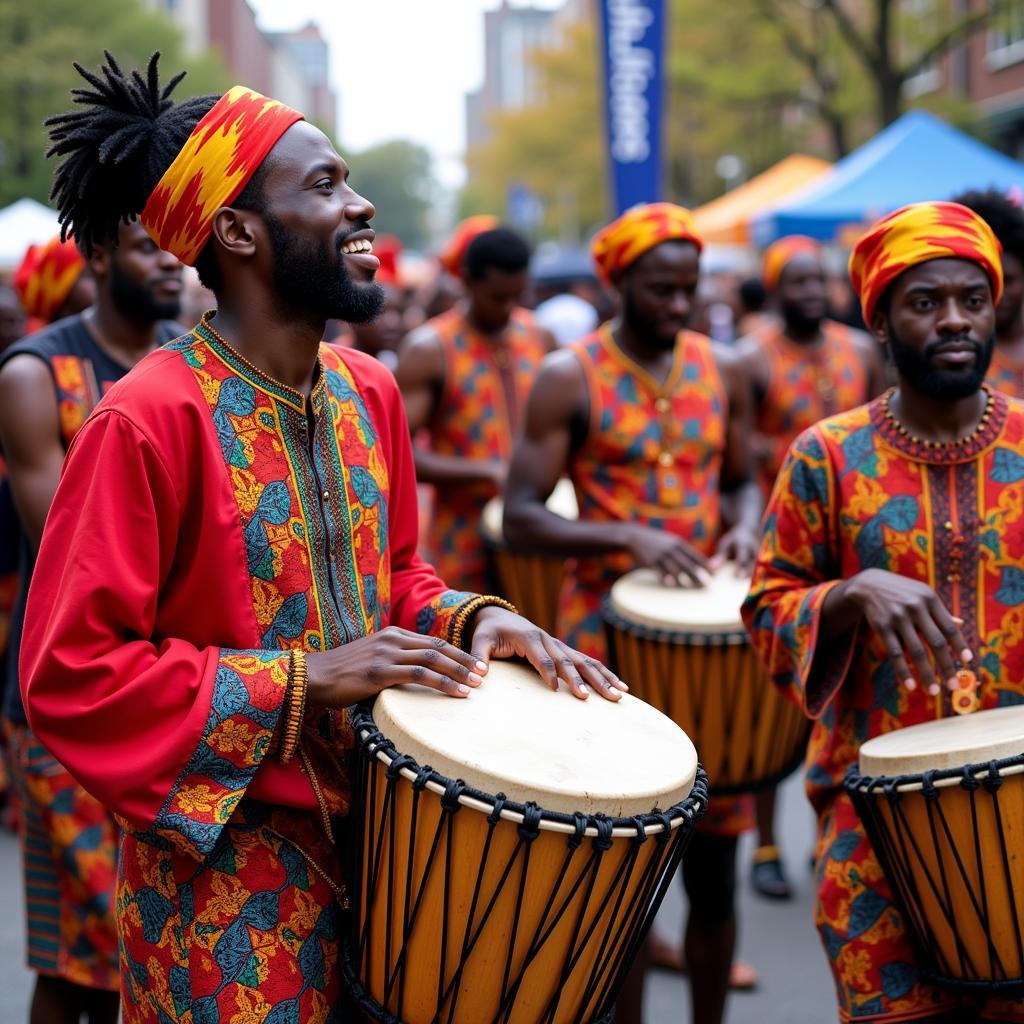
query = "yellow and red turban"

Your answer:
(14, 236), (86, 324)
(439, 215), (500, 278)
(762, 235), (821, 290)
(591, 202), (703, 285)
(849, 201), (1003, 325)
(141, 85), (304, 266)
